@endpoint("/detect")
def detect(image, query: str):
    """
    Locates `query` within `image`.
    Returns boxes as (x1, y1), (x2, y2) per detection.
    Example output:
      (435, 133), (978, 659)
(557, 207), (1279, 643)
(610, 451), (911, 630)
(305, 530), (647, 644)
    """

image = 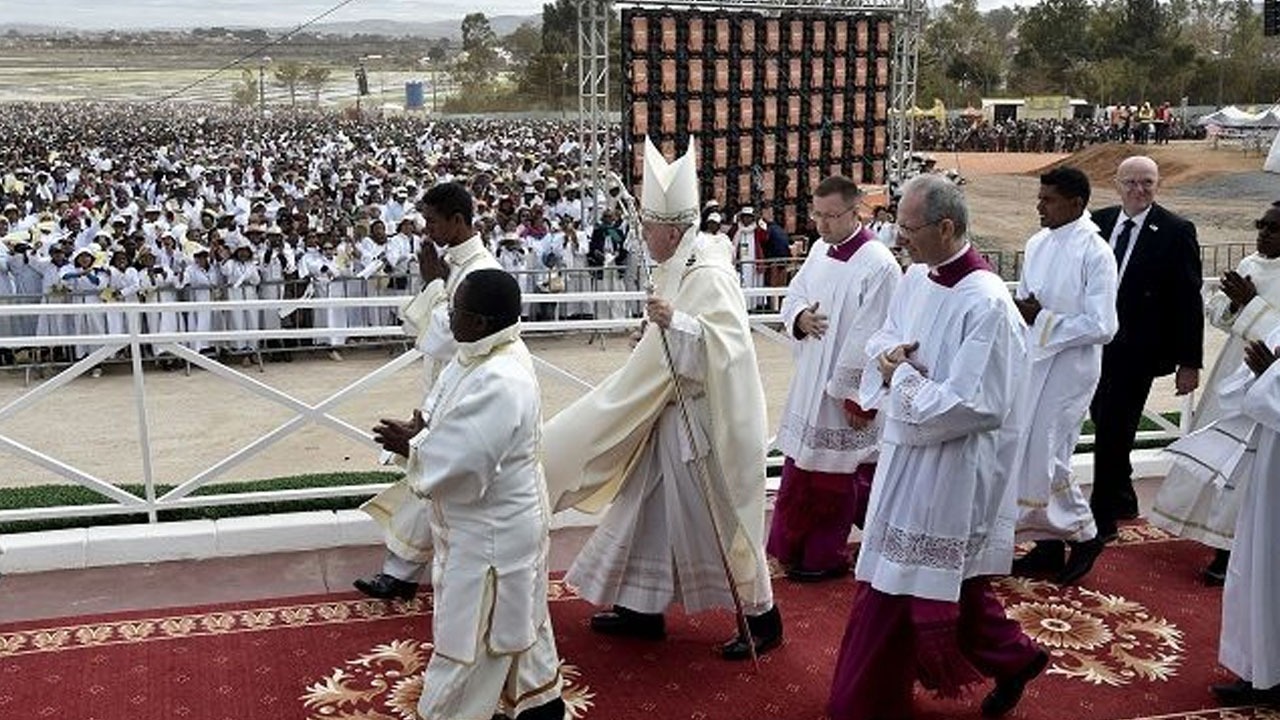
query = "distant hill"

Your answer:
(0, 14), (539, 40)
(0, 23), (69, 34)
(307, 15), (538, 39)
